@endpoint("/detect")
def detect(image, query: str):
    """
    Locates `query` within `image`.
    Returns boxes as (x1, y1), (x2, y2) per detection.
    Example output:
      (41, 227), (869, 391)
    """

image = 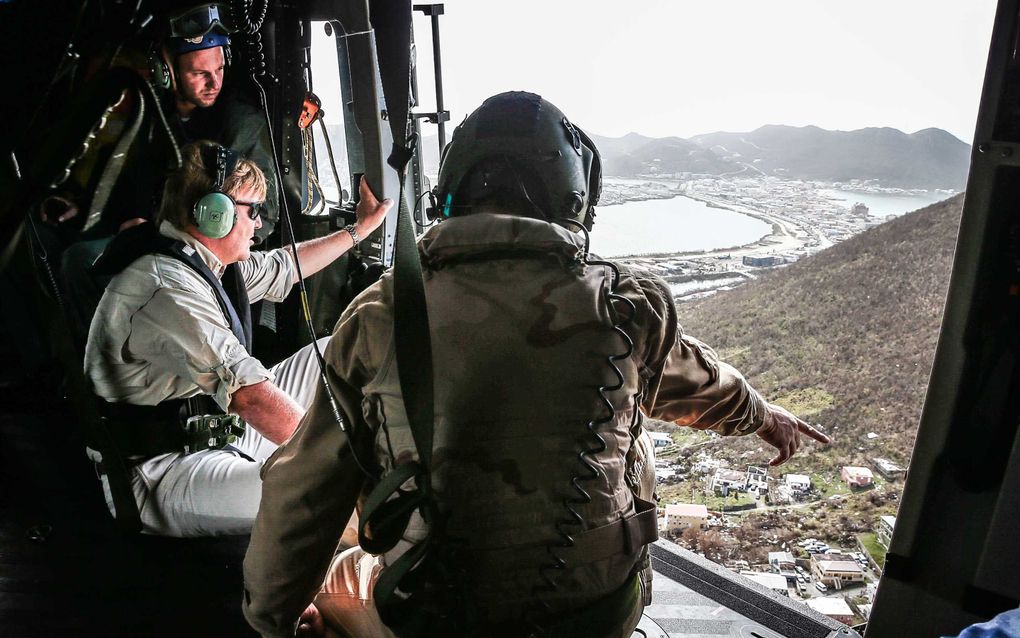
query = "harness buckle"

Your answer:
(182, 414), (245, 454)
